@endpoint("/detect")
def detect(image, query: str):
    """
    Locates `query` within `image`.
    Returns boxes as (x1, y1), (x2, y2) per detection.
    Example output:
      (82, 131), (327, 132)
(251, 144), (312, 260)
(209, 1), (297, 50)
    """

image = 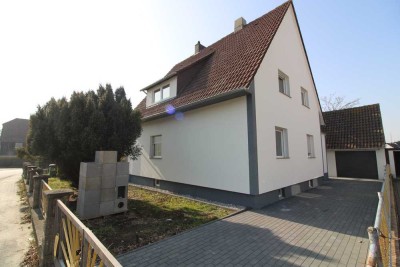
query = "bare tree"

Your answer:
(321, 93), (360, 111)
